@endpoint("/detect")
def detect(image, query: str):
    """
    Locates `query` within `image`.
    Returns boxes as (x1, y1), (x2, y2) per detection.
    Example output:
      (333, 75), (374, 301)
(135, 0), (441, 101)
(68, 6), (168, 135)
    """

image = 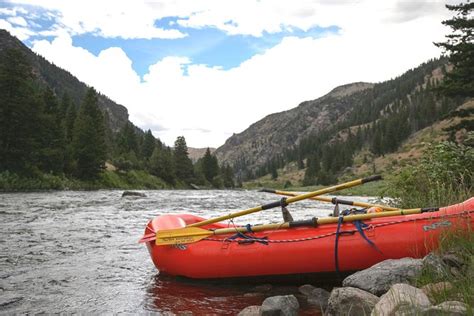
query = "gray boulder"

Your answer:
(307, 287), (330, 311)
(421, 282), (453, 303)
(442, 253), (465, 269)
(371, 283), (431, 316)
(422, 301), (469, 316)
(326, 287), (379, 316)
(260, 295), (299, 316)
(343, 258), (423, 296)
(298, 284), (316, 296)
(423, 253), (449, 278)
(121, 191), (146, 197)
(238, 305), (261, 316)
